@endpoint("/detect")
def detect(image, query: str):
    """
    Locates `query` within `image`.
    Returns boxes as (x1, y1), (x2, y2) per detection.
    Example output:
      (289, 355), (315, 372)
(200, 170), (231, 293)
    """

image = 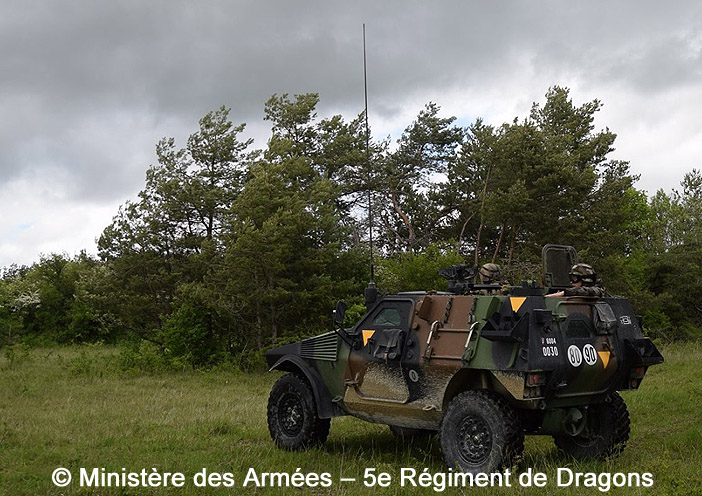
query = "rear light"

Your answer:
(630, 366), (645, 379)
(628, 366), (645, 389)
(526, 372), (547, 387)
